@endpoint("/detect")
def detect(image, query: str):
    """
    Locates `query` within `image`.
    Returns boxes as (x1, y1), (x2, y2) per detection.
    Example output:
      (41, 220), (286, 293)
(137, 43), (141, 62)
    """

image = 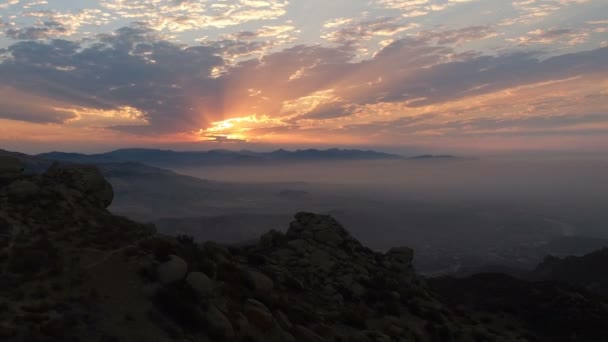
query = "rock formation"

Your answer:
(0, 159), (606, 341)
